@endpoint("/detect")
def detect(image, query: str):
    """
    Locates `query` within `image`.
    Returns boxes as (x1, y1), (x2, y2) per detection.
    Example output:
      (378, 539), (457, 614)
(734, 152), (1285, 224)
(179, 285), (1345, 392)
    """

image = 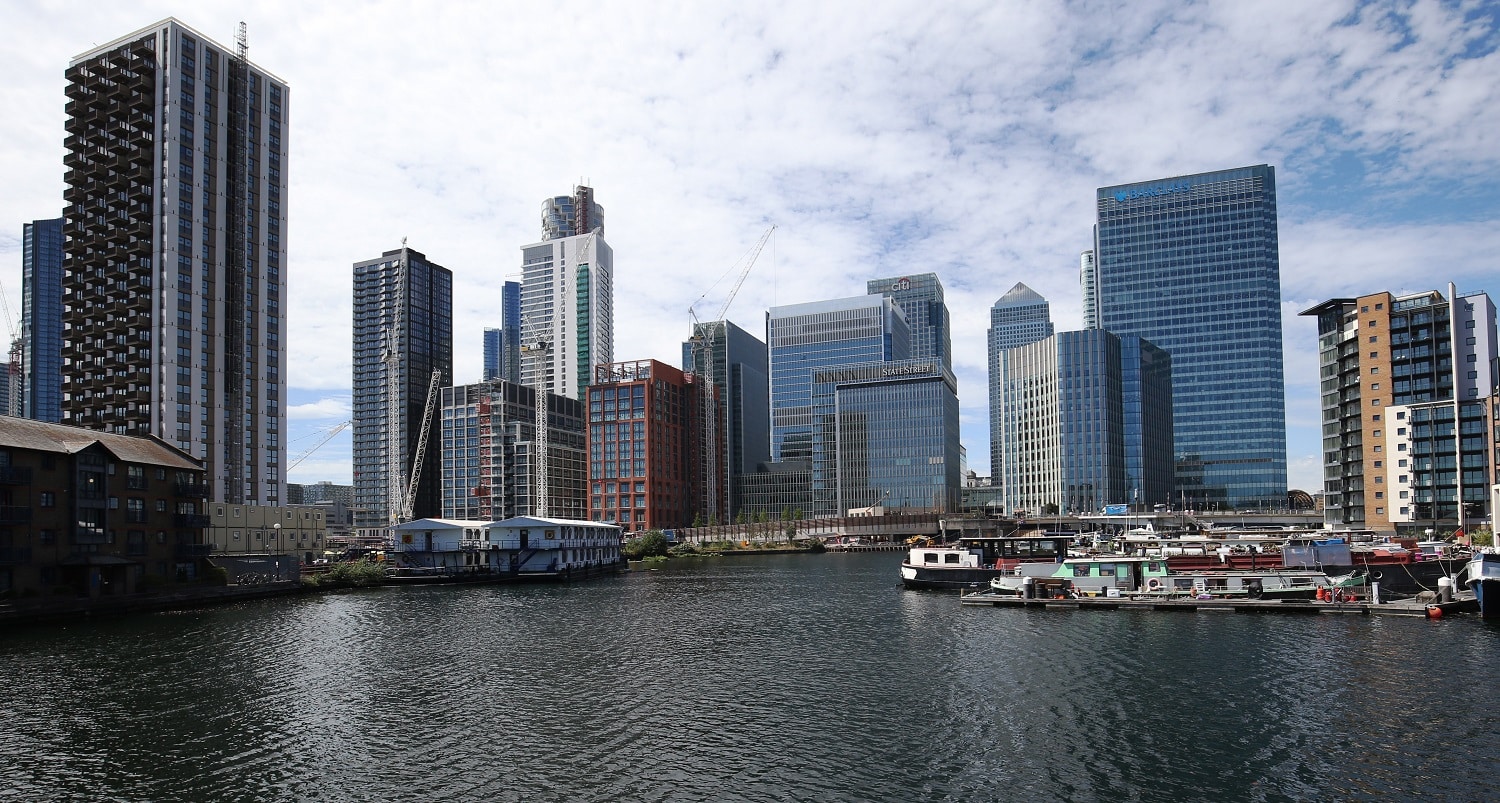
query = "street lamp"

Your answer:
(273, 523), (283, 582)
